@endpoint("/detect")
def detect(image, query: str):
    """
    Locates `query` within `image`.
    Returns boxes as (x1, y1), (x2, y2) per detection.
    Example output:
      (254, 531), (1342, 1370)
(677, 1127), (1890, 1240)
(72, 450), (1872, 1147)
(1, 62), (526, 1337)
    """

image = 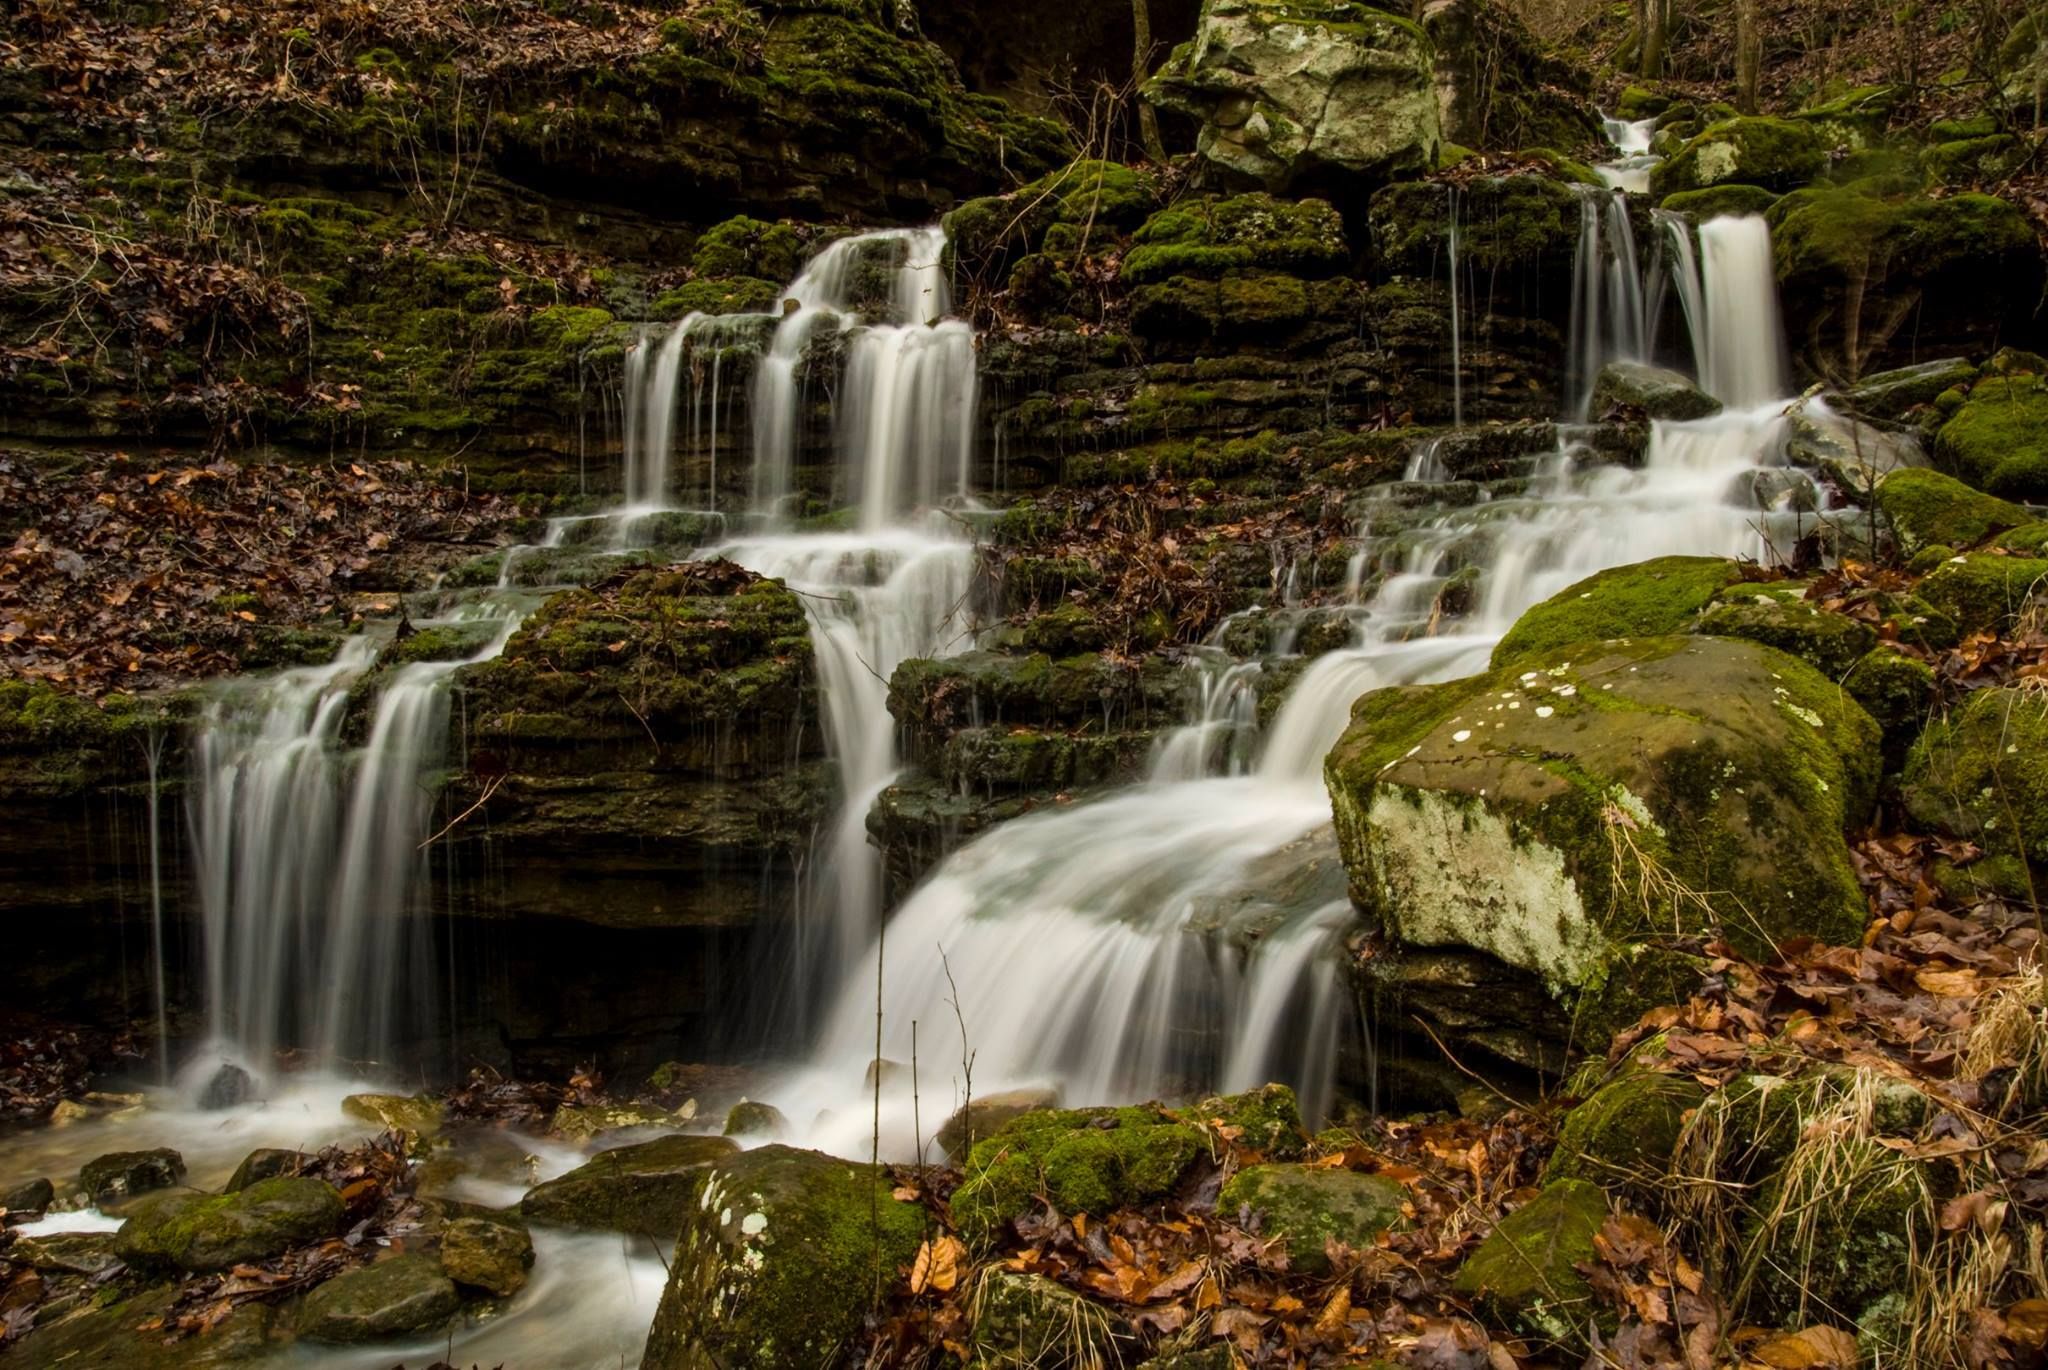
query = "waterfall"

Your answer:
(1596, 115), (1661, 193)
(144, 727), (169, 1082)
(1566, 187), (1649, 418)
(1447, 186), (1464, 427)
